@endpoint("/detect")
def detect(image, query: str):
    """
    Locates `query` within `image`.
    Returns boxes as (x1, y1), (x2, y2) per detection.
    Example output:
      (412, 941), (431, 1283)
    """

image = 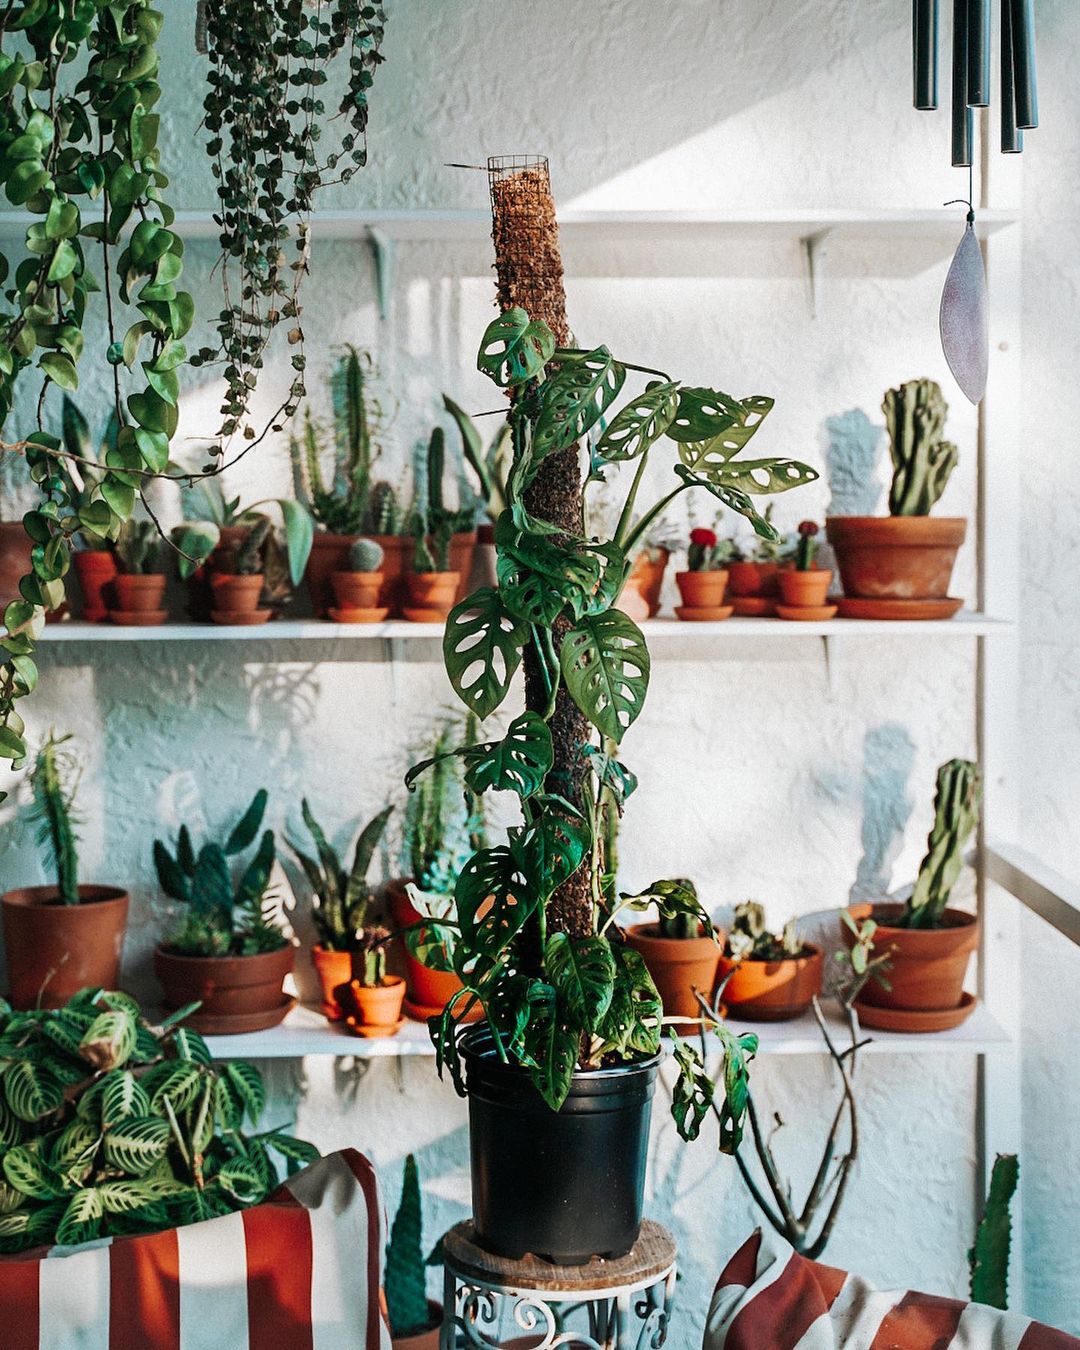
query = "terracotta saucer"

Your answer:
(775, 603), (838, 622)
(732, 597), (775, 617)
(329, 606), (389, 624)
(402, 607), (451, 624)
(210, 608), (272, 626)
(344, 1016), (404, 1039)
(109, 609), (168, 627)
(836, 596), (964, 621)
(674, 604), (734, 622)
(188, 994), (296, 1035)
(854, 990), (976, 1034)
(403, 995), (484, 1024)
